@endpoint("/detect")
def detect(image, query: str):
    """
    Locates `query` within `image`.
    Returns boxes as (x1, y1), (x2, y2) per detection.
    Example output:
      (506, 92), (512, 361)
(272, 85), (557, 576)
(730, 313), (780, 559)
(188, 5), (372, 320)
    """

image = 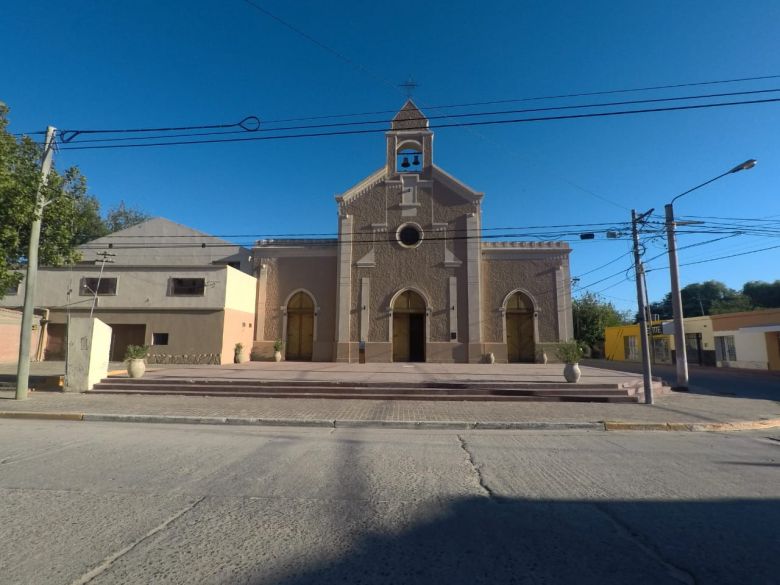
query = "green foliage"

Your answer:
(273, 339), (284, 352)
(234, 342), (244, 353)
(573, 292), (630, 350)
(647, 280), (755, 319)
(0, 104), (150, 299)
(124, 344), (149, 360)
(710, 294), (754, 315)
(104, 200), (150, 233)
(555, 341), (582, 364)
(742, 280), (780, 309)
